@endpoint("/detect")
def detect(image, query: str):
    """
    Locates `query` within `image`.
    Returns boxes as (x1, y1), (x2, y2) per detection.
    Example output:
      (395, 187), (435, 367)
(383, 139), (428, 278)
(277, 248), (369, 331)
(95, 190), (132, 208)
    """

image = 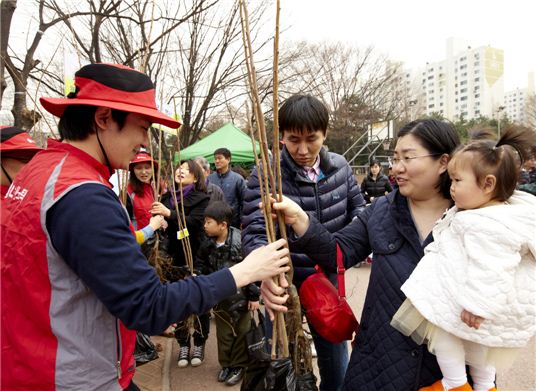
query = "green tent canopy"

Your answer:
(175, 123), (259, 165)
